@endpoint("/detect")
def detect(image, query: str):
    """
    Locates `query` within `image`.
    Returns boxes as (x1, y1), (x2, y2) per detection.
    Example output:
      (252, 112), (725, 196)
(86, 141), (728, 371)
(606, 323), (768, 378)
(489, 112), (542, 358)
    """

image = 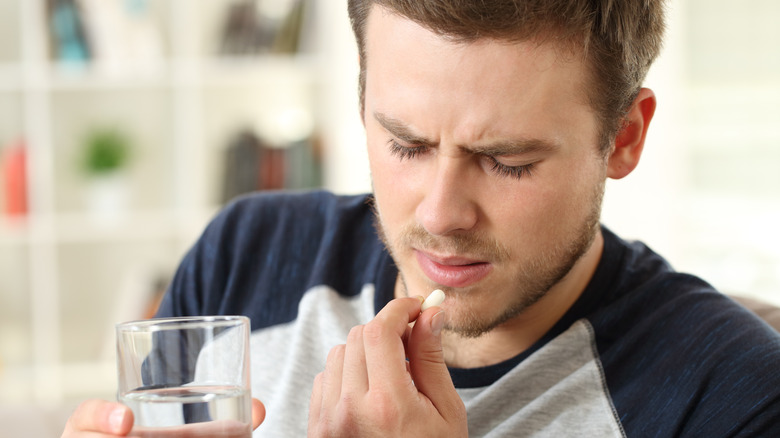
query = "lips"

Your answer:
(415, 250), (492, 288)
